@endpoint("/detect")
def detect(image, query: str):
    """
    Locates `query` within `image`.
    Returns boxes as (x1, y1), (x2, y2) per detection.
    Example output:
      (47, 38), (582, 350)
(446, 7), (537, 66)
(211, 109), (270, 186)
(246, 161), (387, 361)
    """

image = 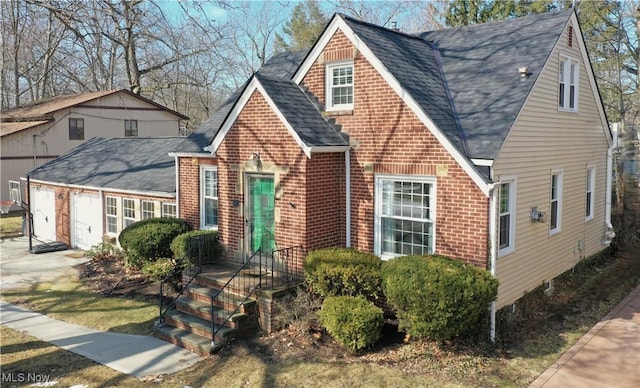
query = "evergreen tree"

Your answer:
(274, 0), (328, 52)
